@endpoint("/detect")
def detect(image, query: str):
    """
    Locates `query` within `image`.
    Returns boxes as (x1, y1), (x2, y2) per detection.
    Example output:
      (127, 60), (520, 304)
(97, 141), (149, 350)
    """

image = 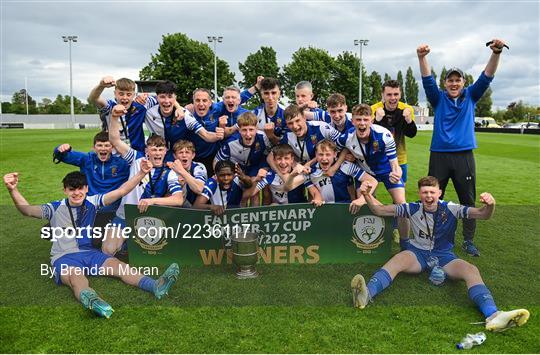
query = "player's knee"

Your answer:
(102, 242), (118, 256)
